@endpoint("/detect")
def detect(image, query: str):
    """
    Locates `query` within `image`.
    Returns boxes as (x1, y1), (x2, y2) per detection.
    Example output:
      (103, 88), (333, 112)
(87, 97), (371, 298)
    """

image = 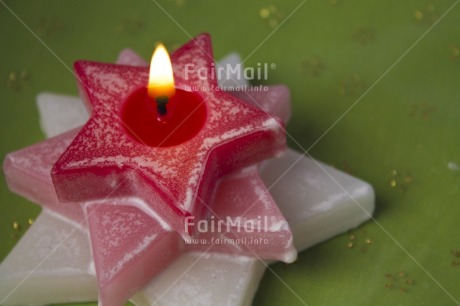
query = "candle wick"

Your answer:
(155, 96), (169, 116)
